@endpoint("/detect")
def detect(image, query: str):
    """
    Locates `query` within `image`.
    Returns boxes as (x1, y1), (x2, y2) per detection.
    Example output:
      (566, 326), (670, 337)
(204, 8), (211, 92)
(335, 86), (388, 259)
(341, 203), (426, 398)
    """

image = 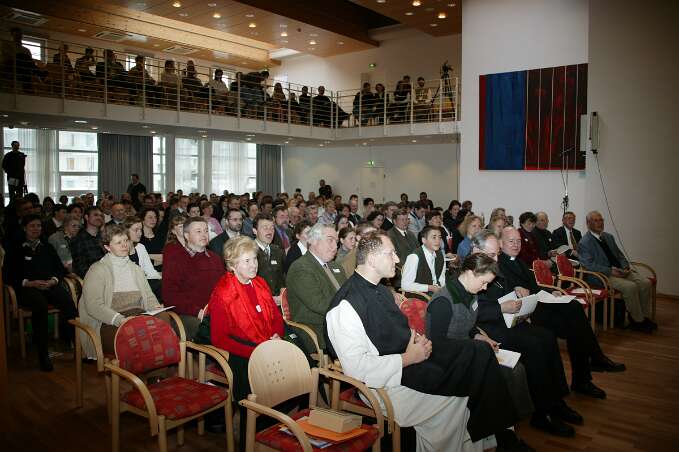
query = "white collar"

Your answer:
(255, 239), (270, 251)
(309, 250), (327, 267)
(422, 245), (437, 260)
(394, 226), (407, 235)
(298, 242), (307, 254)
(591, 231), (602, 240)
